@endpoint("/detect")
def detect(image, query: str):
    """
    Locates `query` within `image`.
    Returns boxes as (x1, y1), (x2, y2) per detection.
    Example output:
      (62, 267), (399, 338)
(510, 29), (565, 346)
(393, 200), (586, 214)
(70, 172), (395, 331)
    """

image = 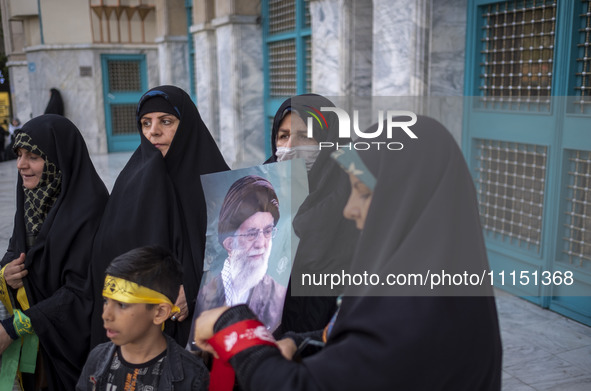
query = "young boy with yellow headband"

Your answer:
(76, 246), (209, 390)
